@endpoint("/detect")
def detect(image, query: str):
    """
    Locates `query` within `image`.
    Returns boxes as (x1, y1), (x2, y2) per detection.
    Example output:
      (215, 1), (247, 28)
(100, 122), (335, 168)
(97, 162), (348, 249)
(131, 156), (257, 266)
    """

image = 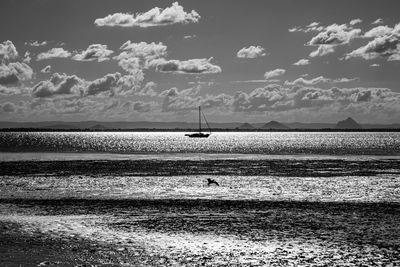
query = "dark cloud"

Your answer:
(133, 101), (153, 112)
(94, 2), (200, 28)
(85, 72), (122, 96)
(32, 73), (82, 98)
(0, 62), (33, 86)
(1, 102), (16, 113)
(356, 90), (372, 102)
(0, 41), (34, 89)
